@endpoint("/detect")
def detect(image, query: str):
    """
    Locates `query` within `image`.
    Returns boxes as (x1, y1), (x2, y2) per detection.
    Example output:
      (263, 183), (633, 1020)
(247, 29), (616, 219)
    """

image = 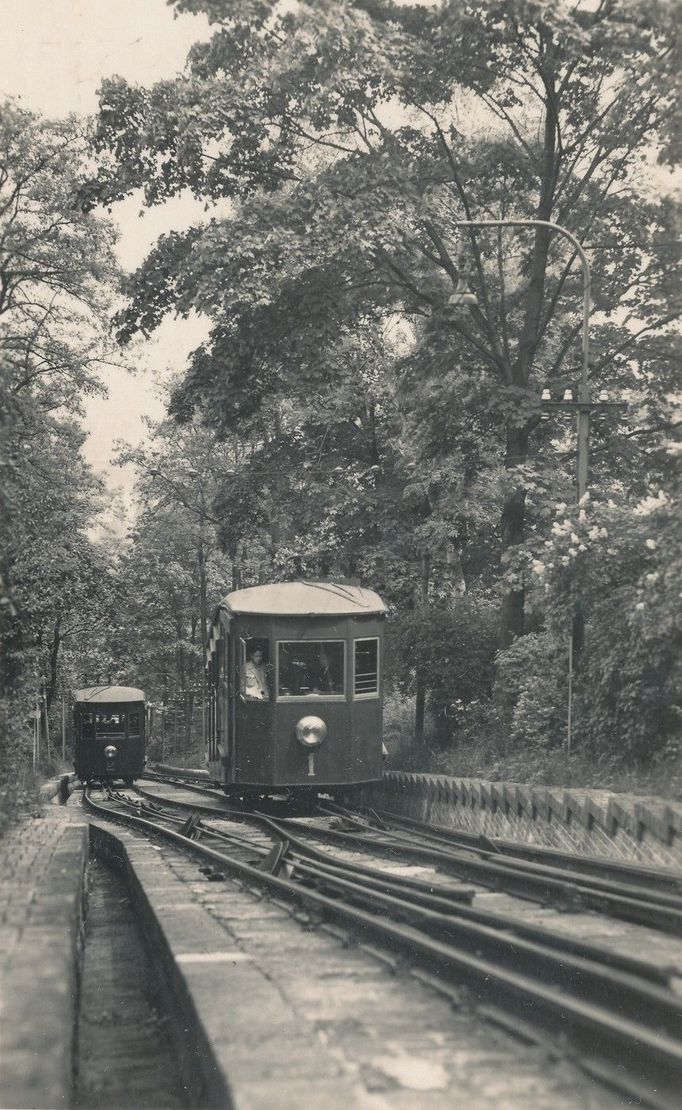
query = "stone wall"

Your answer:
(368, 772), (682, 868)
